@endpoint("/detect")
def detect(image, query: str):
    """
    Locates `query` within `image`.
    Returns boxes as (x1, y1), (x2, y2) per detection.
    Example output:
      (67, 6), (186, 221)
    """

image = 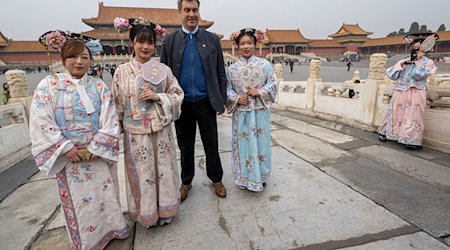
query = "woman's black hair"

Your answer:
(235, 28), (257, 46)
(129, 20), (156, 43)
